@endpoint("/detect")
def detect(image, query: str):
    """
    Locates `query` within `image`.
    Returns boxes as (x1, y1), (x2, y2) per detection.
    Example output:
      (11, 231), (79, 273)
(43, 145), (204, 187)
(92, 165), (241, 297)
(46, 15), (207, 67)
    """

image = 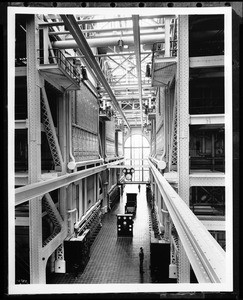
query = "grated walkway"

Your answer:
(48, 184), (152, 284)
